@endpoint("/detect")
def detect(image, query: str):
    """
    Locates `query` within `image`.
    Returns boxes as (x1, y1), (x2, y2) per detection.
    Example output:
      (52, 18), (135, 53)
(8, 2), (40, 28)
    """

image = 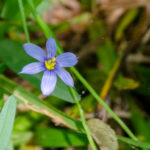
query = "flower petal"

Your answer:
(19, 62), (45, 74)
(23, 43), (46, 62)
(41, 70), (57, 96)
(55, 67), (74, 87)
(56, 52), (78, 67)
(46, 37), (57, 59)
